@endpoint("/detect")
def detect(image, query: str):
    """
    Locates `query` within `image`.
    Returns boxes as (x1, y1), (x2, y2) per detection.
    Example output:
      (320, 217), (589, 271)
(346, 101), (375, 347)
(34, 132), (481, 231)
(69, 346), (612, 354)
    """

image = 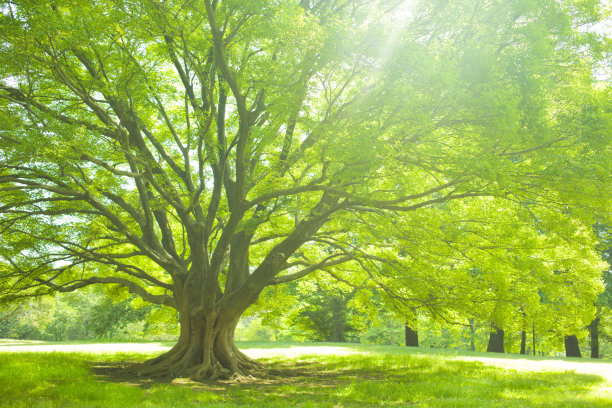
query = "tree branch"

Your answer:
(269, 254), (352, 285)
